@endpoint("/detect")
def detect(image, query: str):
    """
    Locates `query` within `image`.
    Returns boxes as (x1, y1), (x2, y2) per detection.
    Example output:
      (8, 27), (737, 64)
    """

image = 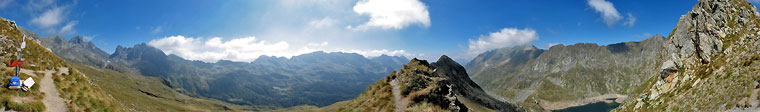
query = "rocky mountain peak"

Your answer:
(434, 55), (456, 64)
(51, 35), (66, 44)
(431, 55), (469, 80)
(110, 43), (167, 61)
(68, 36), (86, 44)
(67, 36), (101, 51)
